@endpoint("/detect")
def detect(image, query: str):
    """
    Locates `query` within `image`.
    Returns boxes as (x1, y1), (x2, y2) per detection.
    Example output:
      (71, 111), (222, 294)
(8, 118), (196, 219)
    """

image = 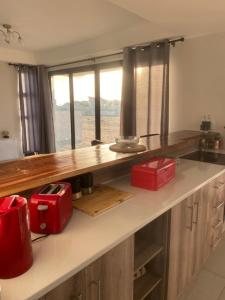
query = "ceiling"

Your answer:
(108, 0), (225, 37)
(1, 0), (225, 63)
(0, 0), (144, 50)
